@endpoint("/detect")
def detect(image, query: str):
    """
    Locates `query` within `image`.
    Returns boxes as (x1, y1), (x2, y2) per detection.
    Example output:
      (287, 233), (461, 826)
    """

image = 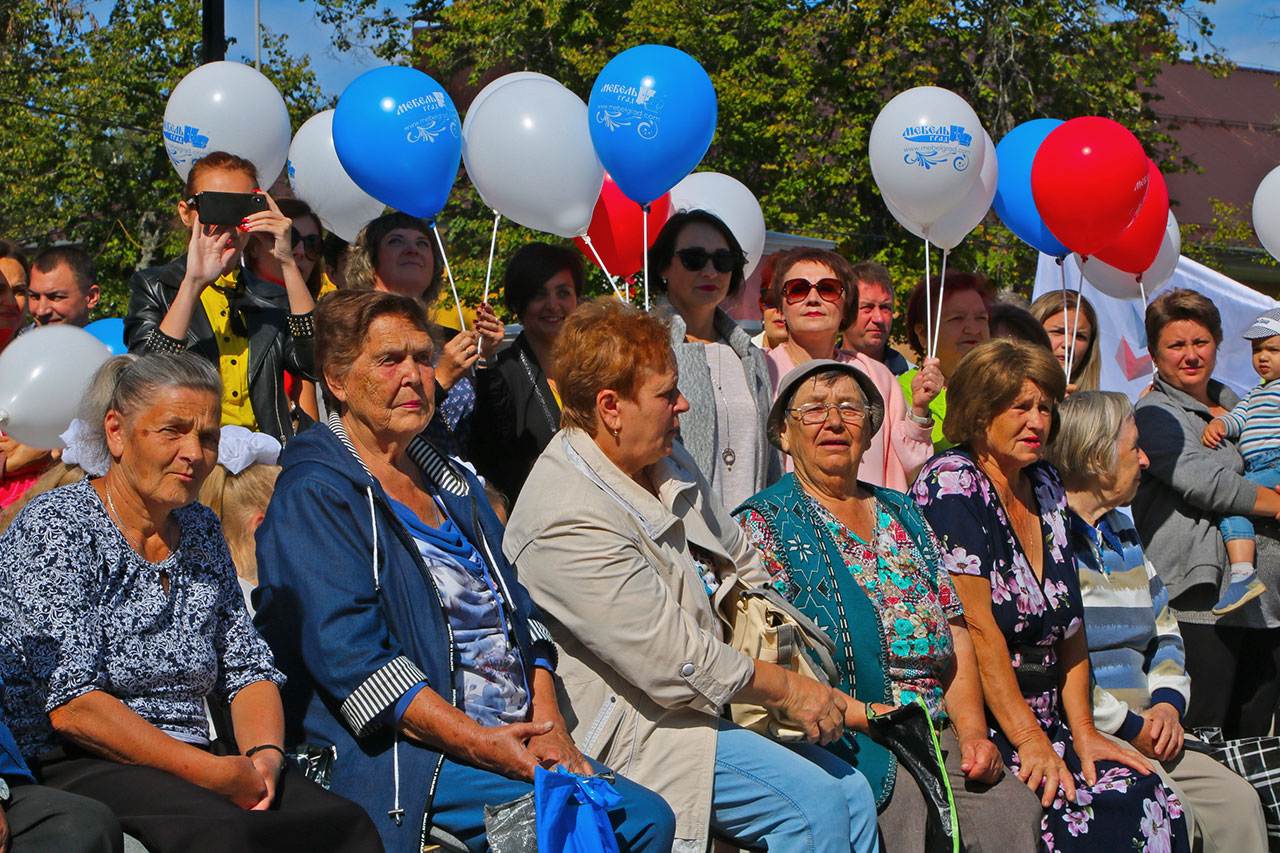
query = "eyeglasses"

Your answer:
(782, 278), (844, 305)
(787, 401), (866, 426)
(290, 228), (322, 260)
(676, 246), (740, 274)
